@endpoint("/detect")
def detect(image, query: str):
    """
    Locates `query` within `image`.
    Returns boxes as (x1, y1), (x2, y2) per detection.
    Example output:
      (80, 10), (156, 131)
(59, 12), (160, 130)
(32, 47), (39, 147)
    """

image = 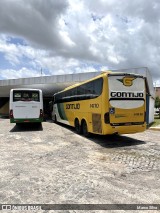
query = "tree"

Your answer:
(155, 96), (160, 118)
(155, 96), (160, 108)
